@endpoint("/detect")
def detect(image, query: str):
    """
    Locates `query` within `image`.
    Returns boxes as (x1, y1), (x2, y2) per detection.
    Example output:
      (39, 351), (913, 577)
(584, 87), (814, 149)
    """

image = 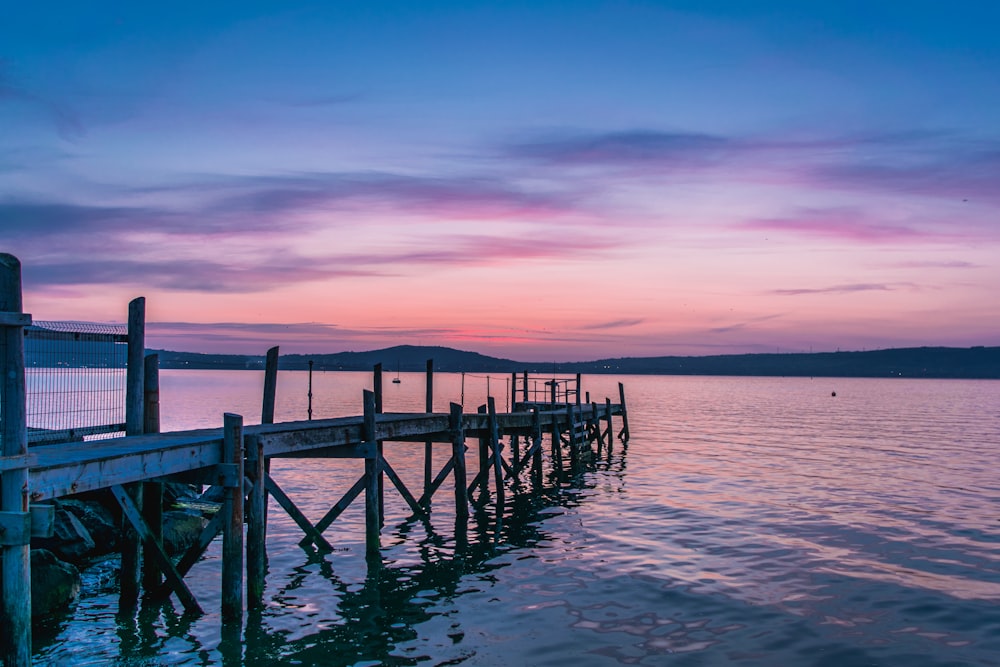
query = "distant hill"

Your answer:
(149, 345), (1000, 379)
